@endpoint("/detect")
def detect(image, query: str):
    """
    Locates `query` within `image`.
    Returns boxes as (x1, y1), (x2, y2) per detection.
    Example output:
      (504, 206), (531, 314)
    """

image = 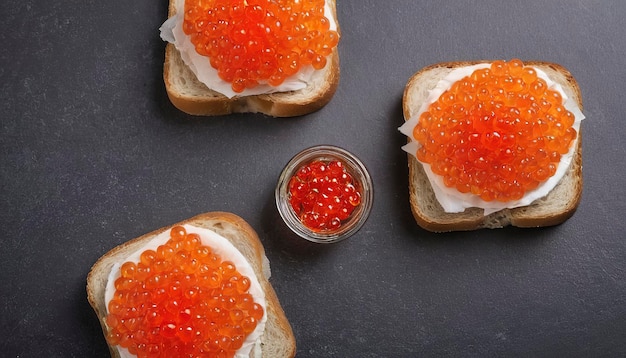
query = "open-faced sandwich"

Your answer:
(87, 212), (296, 357)
(160, 0), (340, 117)
(399, 59), (585, 232)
